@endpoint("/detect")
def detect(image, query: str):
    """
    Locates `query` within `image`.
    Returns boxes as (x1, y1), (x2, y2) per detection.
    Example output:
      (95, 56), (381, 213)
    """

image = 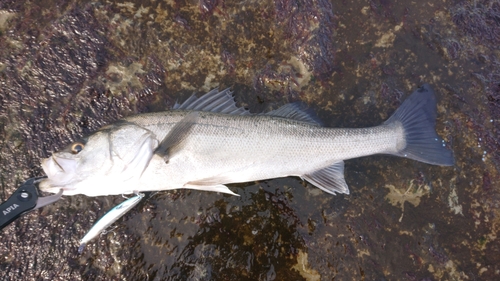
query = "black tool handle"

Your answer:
(0, 178), (39, 230)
